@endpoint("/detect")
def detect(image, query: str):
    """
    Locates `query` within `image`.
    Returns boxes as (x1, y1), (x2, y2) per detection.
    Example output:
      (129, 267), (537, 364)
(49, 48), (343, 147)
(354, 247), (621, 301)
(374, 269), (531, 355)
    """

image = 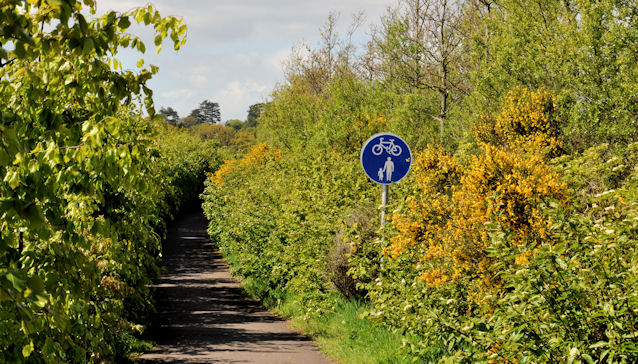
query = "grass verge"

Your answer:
(237, 273), (417, 364)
